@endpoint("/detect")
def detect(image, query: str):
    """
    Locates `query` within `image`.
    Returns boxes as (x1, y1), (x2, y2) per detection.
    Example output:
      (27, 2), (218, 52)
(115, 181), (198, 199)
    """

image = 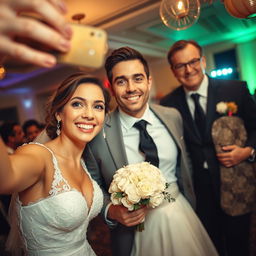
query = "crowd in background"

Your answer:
(0, 119), (44, 255)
